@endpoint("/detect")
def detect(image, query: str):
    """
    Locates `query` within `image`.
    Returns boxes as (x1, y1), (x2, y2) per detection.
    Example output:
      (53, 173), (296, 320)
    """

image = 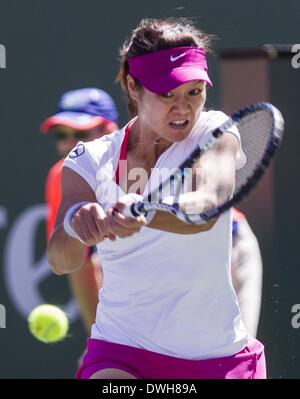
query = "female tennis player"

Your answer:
(47, 18), (266, 379)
